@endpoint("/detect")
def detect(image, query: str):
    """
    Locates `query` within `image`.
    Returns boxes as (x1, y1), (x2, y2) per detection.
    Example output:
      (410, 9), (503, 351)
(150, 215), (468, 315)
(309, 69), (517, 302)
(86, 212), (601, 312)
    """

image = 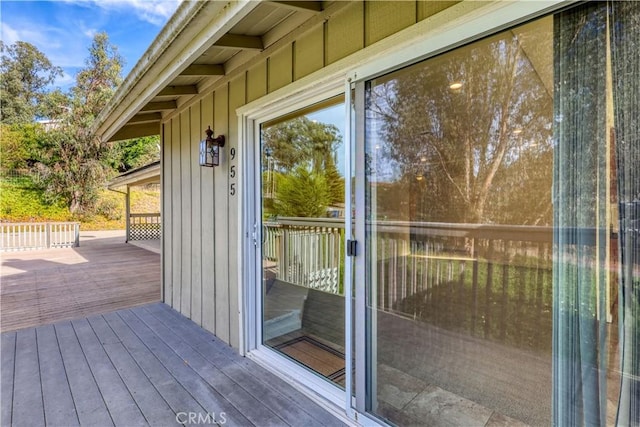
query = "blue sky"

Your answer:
(1, 0), (181, 90)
